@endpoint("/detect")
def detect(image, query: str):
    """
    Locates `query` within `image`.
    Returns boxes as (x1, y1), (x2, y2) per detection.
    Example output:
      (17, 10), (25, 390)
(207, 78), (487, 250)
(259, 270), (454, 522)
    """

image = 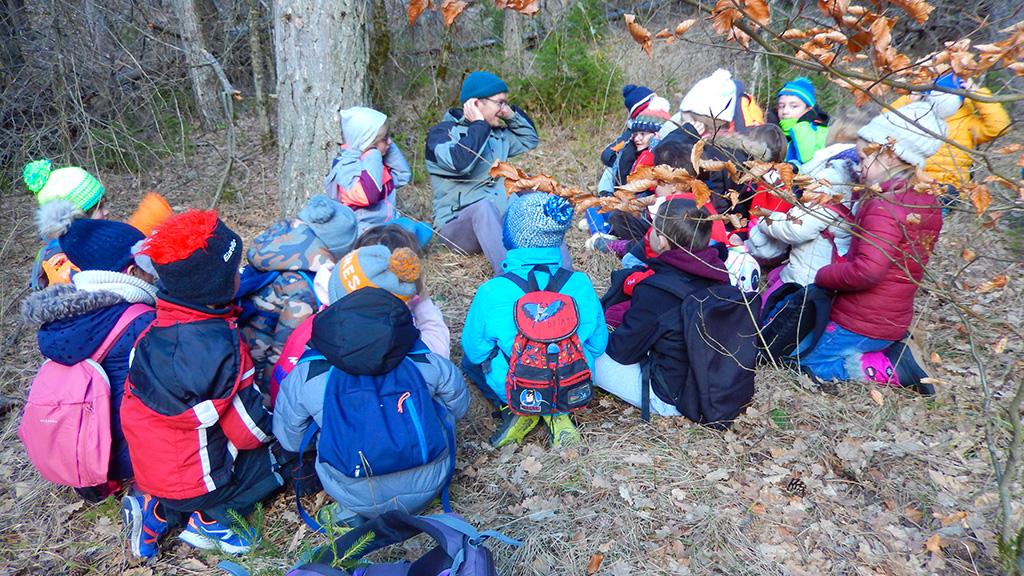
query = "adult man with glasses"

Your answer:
(425, 70), (540, 274)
